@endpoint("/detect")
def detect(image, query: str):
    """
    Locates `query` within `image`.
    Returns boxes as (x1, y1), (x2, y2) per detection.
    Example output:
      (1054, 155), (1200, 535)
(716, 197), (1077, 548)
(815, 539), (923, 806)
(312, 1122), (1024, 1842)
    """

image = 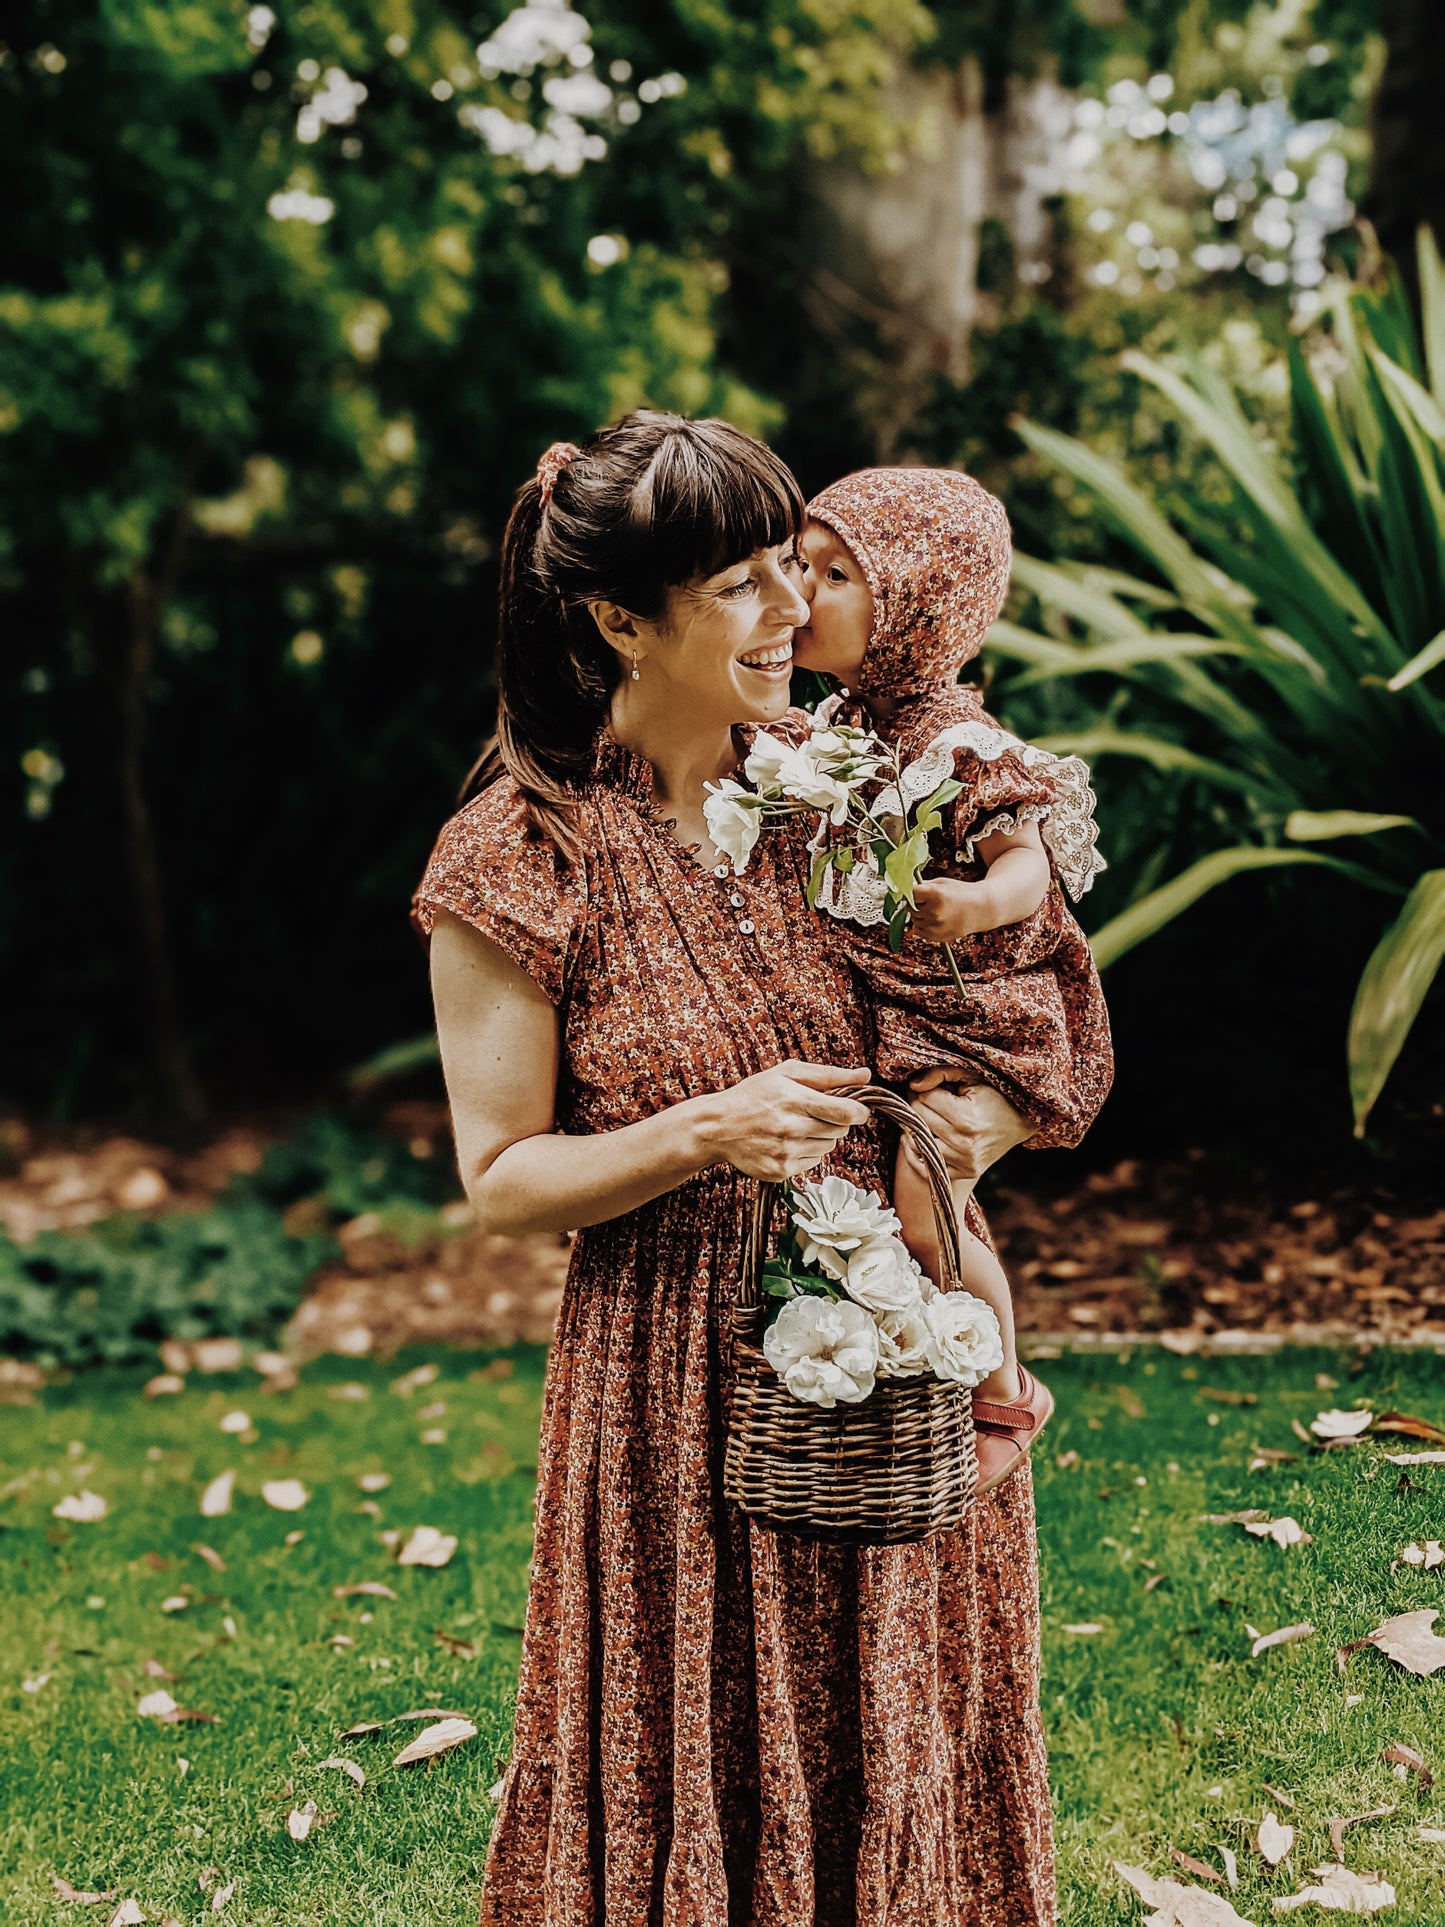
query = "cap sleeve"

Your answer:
(899, 719), (1106, 902)
(410, 781), (588, 1006)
